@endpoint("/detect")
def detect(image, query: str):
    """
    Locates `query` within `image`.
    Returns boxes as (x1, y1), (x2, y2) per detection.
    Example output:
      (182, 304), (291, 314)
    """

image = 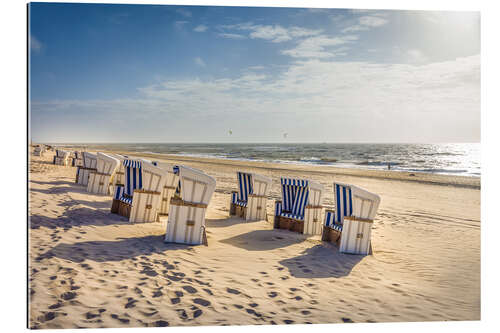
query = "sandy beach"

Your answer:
(28, 150), (480, 329)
